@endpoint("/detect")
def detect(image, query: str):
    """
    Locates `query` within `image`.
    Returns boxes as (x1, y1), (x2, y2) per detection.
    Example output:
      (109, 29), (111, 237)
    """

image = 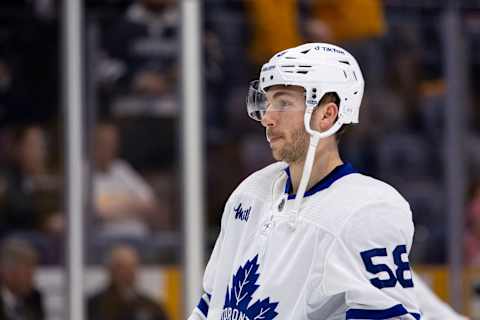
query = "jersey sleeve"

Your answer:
(310, 201), (421, 319)
(188, 230), (223, 319)
(188, 200), (231, 320)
